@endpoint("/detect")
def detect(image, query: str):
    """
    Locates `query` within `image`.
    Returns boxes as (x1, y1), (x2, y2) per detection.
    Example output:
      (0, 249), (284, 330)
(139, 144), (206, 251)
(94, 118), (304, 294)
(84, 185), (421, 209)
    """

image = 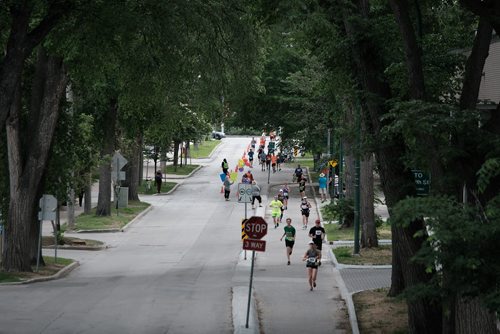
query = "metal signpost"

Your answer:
(37, 194), (57, 272)
(111, 152), (128, 215)
(242, 216), (268, 329)
(238, 183), (253, 260)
